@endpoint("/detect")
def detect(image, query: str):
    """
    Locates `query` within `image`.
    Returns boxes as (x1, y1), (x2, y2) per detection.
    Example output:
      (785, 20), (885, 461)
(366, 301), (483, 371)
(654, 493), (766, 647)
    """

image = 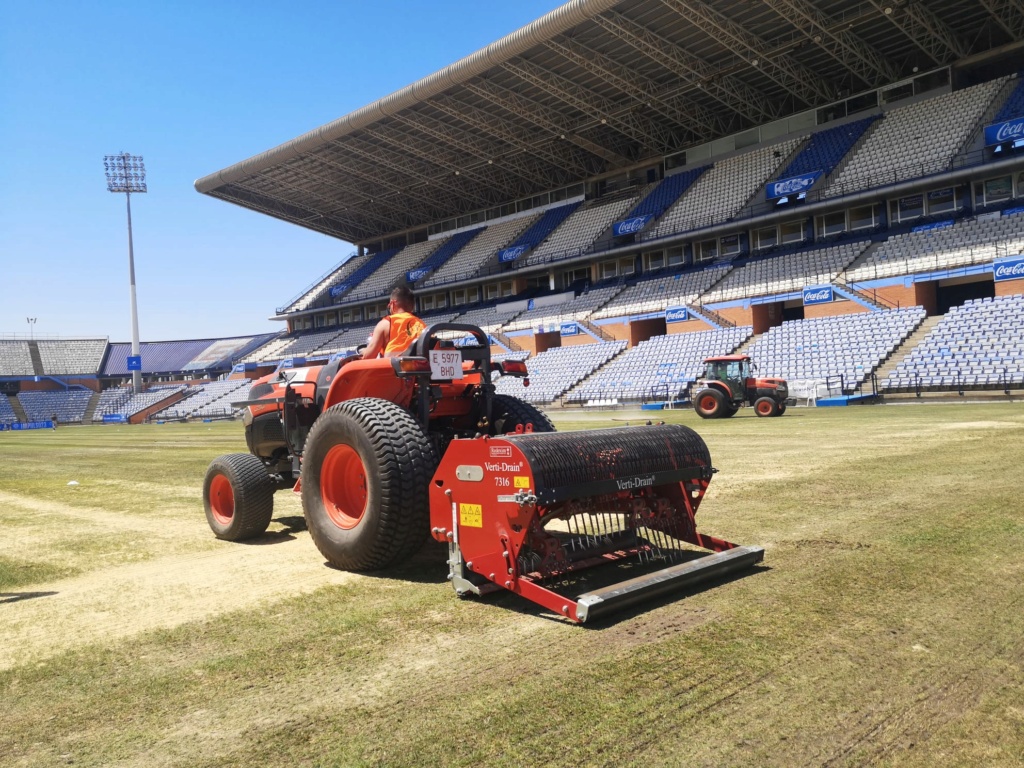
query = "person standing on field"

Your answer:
(362, 286), (426, 359)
